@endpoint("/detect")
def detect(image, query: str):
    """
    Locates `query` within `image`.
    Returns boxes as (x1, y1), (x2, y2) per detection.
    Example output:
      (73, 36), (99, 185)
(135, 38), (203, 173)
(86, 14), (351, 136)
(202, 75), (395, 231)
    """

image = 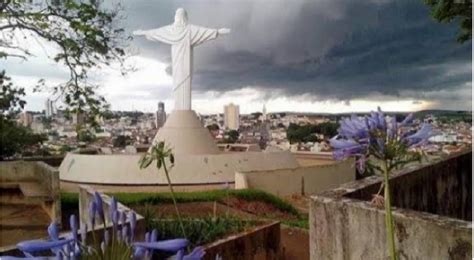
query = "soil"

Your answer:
(133, 201), (256, 220)
(280, 226), (310, 260)
(129, 200), (308, 259)
(284, 194), (311, 214)
(59, 196), (310, 259)
(221, 197), (299, 220)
